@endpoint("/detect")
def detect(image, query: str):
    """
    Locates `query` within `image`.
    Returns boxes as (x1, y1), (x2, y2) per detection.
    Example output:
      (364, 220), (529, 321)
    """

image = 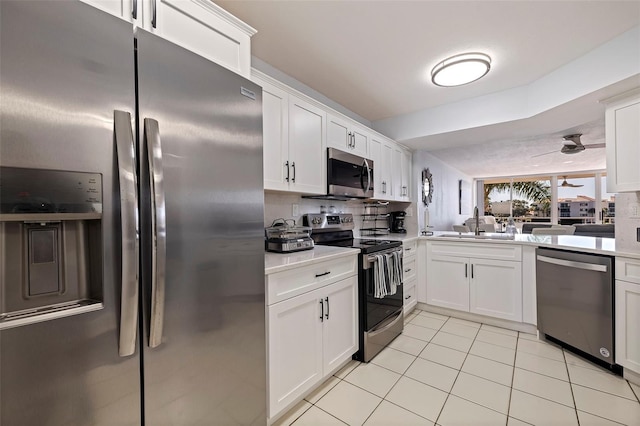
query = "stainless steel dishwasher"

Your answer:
(536, 248), (618, 370)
